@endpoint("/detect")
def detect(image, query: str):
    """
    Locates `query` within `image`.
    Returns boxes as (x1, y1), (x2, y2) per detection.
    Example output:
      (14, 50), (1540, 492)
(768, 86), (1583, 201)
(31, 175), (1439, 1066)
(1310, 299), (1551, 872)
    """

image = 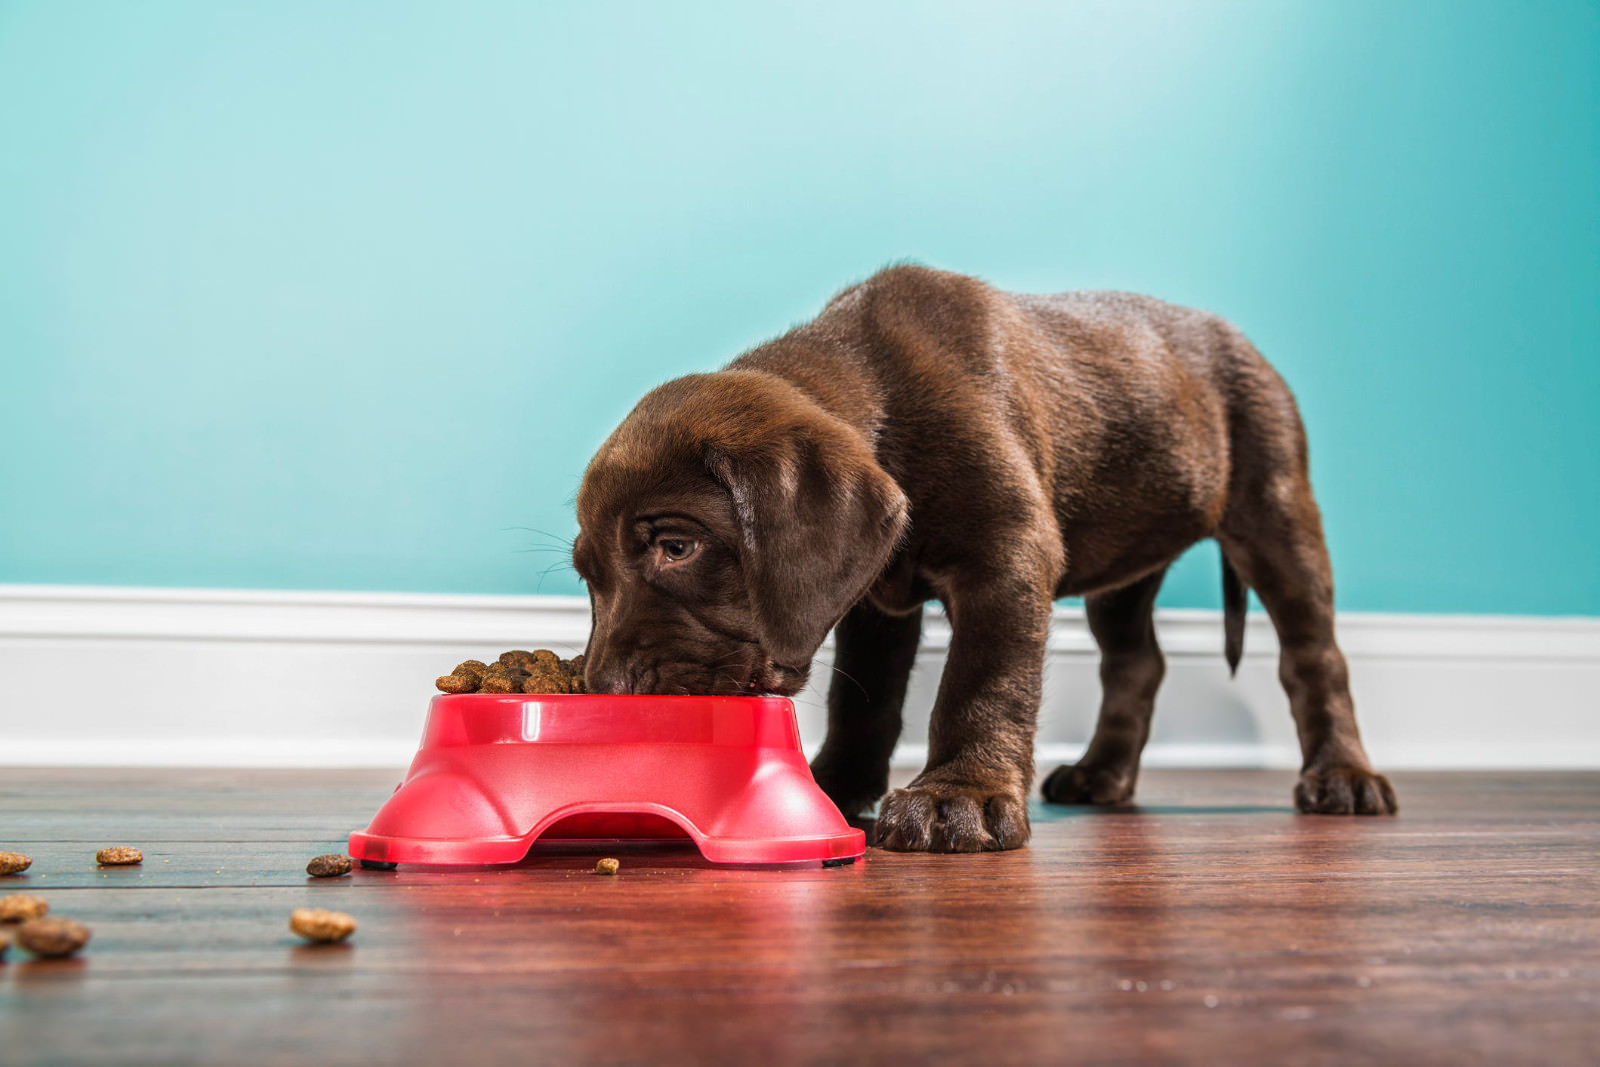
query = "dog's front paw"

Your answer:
(875, 776), (1030, 852)
(1294, 766), (1398, 815)
(1040, 761), (1136, 806)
